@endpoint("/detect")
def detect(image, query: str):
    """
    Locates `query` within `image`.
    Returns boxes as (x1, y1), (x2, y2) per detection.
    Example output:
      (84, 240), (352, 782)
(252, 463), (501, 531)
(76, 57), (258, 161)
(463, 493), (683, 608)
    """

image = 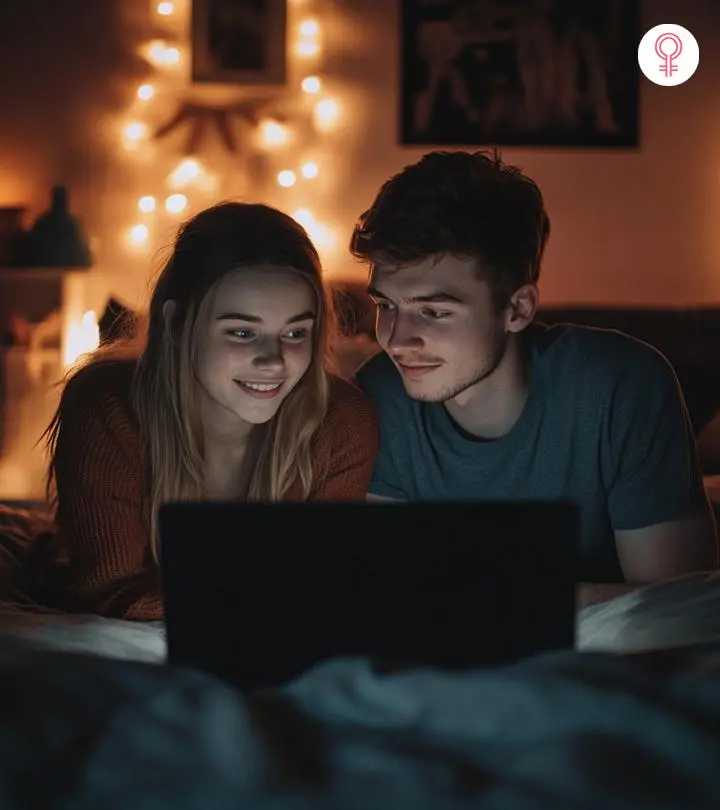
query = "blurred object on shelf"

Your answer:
(16, 186), (91, 268)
